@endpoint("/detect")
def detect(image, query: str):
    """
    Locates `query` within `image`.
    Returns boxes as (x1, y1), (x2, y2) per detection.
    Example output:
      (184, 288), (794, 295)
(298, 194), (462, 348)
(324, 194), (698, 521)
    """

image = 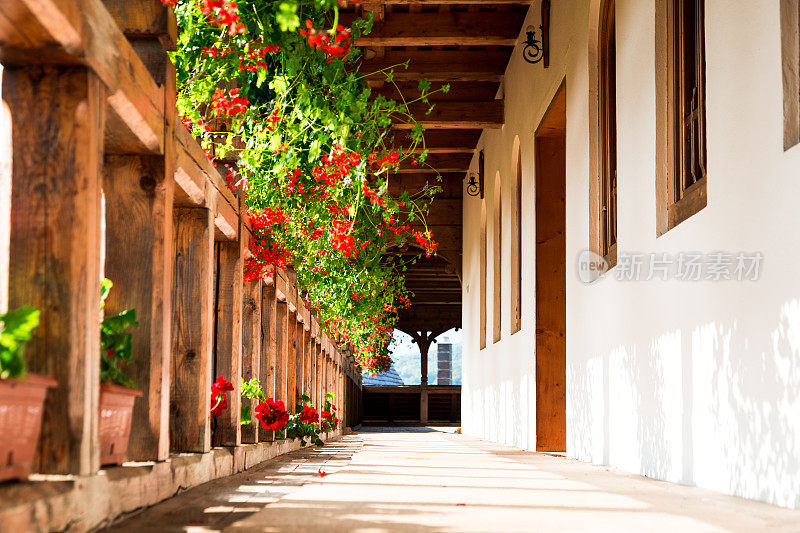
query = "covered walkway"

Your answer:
(111, 428), (800, 532)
